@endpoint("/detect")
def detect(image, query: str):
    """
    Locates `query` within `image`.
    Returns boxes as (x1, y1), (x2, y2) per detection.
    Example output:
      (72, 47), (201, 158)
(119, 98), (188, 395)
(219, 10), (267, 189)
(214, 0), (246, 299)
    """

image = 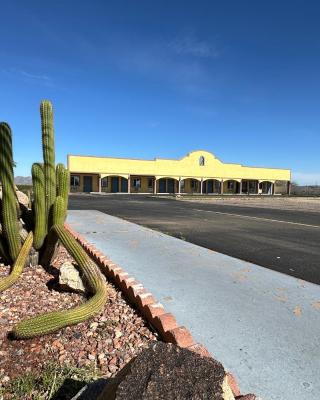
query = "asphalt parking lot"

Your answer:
(69, 194), (320, 285)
